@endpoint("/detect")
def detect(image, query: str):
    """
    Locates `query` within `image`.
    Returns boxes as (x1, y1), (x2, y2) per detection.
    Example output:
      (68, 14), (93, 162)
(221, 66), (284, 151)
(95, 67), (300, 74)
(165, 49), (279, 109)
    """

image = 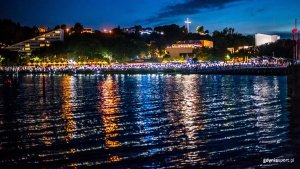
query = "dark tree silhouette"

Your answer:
(73, 22), (84, 34)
